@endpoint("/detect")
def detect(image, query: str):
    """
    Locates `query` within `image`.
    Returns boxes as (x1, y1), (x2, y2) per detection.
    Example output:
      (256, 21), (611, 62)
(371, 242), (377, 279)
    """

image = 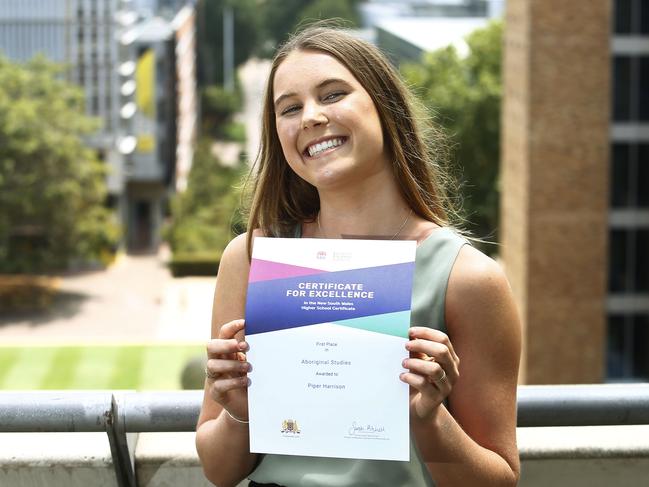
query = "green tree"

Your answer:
(201, 84), (243, 139)
(164, 138), (245, 254)
(0, 56), (119, 273)
(402, 20), (503, 249)
(262, 0), (361, 48)
(298, 0), (360, 27)
(196, 0), (263, 86)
